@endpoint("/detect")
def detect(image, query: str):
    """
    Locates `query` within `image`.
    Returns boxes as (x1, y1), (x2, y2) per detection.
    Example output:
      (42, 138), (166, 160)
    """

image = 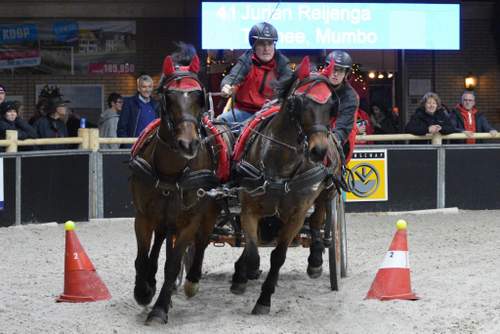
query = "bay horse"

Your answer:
(230, 57), (342, 314)
(130, 51), (229, 324)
